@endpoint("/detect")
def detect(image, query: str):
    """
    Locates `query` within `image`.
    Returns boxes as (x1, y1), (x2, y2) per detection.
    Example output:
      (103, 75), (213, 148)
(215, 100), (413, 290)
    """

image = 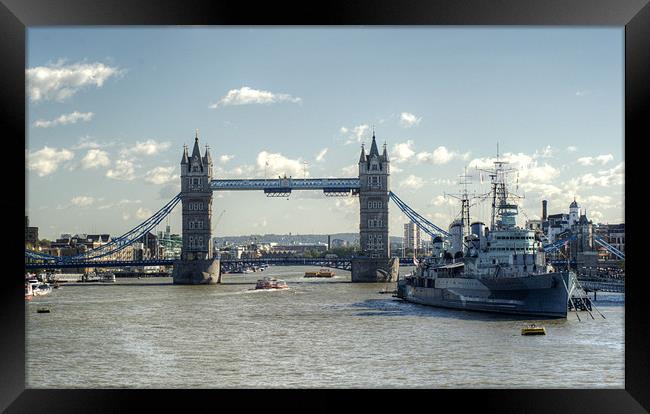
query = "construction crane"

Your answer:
(214, 209), (226, 233)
